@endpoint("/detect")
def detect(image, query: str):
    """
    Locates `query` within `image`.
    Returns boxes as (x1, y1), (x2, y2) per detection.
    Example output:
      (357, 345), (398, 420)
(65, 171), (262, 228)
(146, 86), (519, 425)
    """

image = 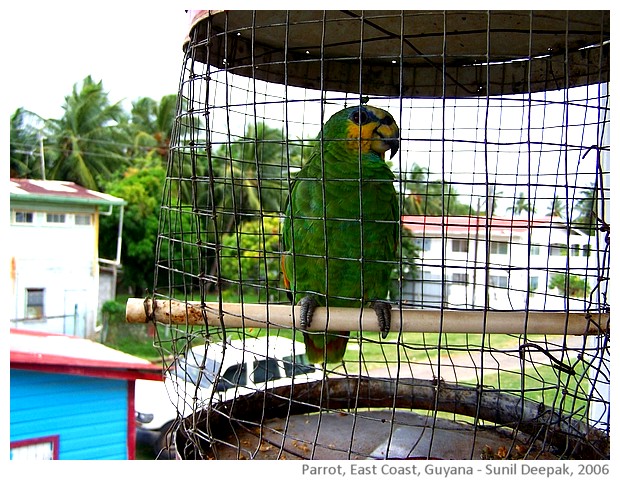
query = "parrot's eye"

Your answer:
(350, 109), (369, 125)
(381, 115), (394, 126)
